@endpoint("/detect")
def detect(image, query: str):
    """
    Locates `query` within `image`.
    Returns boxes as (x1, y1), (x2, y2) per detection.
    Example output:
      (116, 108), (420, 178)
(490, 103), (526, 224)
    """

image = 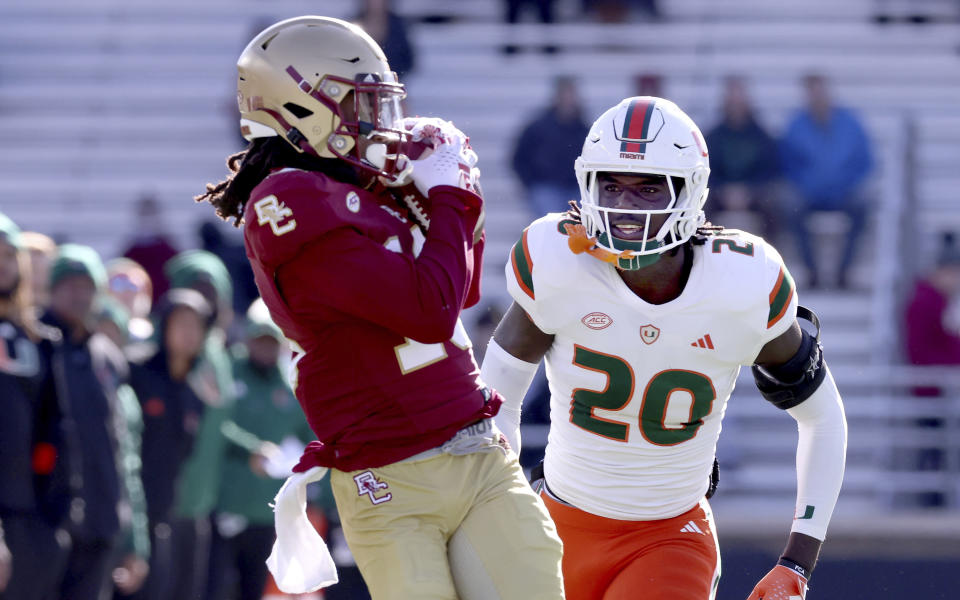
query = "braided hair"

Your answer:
(196, 137), (358, 227)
